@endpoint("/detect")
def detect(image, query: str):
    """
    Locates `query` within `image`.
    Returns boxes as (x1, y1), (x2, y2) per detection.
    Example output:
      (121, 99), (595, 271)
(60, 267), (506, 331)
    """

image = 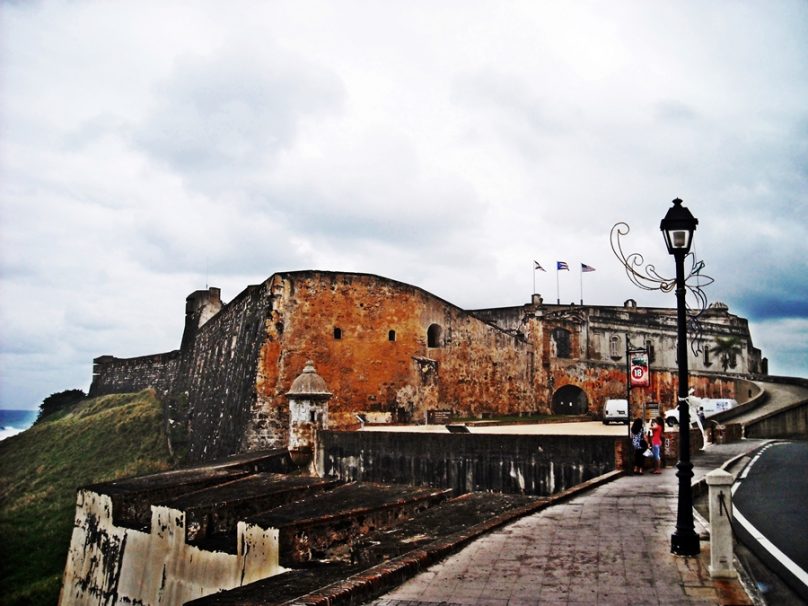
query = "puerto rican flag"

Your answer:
(557, 261), (569, 270)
